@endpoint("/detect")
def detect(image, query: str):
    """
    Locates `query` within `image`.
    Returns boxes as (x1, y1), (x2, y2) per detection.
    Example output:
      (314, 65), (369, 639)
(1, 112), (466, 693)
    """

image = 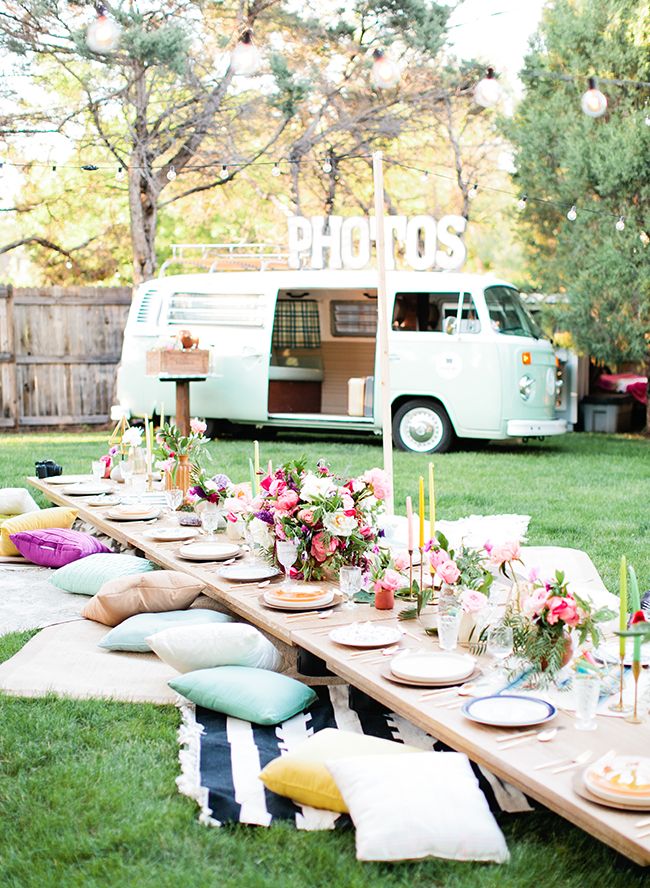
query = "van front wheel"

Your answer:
(392, 400), (454, 453)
